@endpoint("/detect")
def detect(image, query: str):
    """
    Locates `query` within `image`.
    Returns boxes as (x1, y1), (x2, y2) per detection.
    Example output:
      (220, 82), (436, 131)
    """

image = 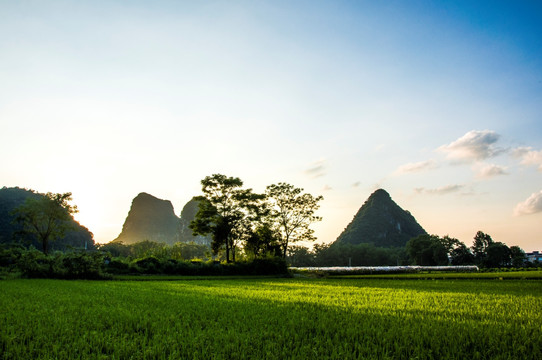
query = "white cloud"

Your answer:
(514, 190), (542, 216)
(415, 184), (464, 195)
(513, 147), (542, 171)
(438, 130), (503, 162)
(304, 159), (327, 178)
(395, 160), (437, 174)
(322, 185), (332, 191)
(474, 164), (508, 179)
